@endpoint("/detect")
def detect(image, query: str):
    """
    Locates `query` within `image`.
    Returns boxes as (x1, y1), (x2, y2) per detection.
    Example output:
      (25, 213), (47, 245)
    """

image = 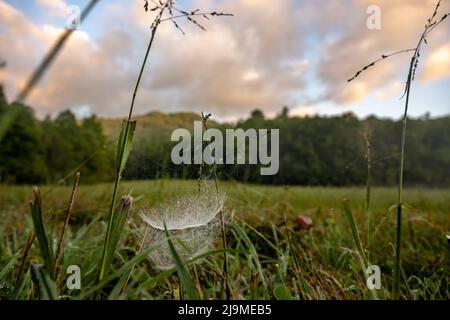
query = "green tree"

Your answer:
(0, 102), (47, 183)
